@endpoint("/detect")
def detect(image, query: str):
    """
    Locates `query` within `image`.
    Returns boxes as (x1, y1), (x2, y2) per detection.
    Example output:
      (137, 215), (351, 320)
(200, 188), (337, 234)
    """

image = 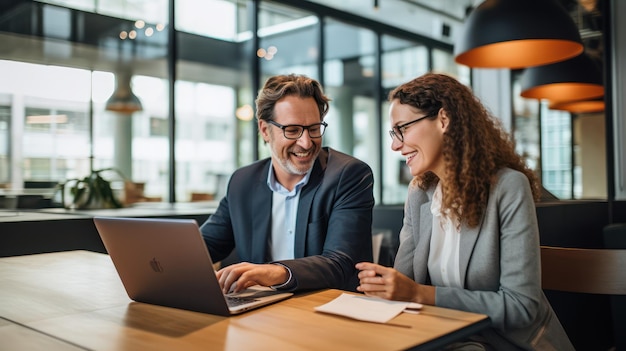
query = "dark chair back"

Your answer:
(603, 223), (626, 351)
(541, 245), (626, 350)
